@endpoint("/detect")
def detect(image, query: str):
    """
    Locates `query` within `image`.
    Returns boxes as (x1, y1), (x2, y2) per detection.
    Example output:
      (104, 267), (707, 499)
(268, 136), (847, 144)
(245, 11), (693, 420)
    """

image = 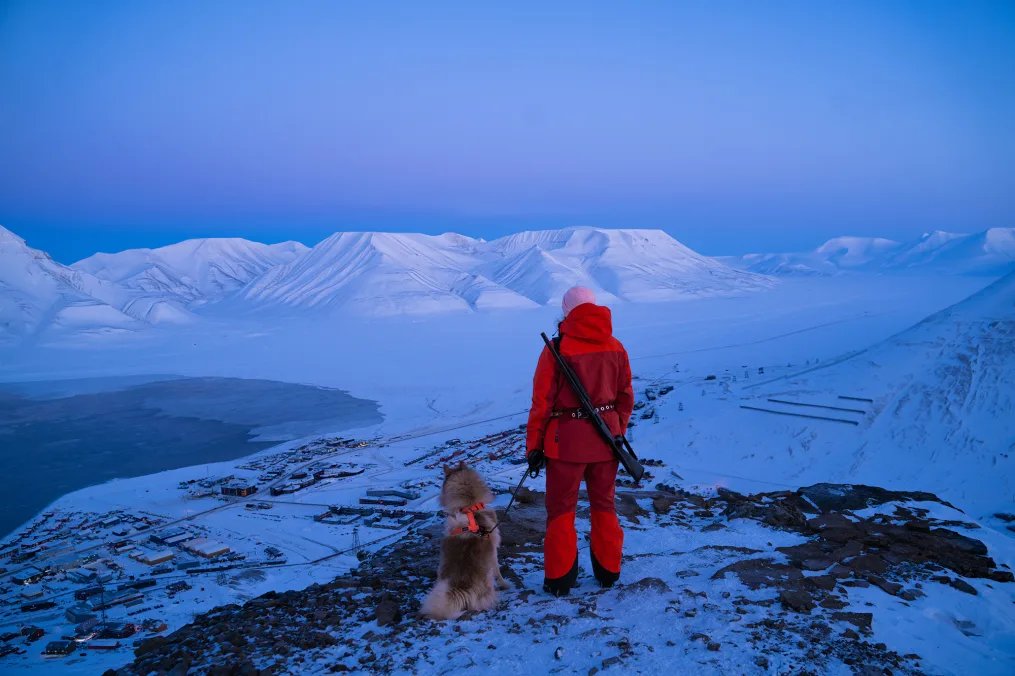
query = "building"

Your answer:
(66, 606), (97, 624)
(365, 489), (420, 500)
(163, 533), (196, 547)
(264, 546), (284, 559)
(148, 529), (185, 546)
(74, 617), (100, 634)
(73, 586), (102, 601)
(359, 497), (407, 507)
(99, 623), (136, 639)
(140, 550), (174, 566)
(88, 640), (121, 650)
(21, 626), (45, 642)
(12, 570), (46, 585)
(184, 538), (231, 559)
(20, 585), (43, 600)
(43, 640), (75, 657)
(221, 483), (258, 497)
